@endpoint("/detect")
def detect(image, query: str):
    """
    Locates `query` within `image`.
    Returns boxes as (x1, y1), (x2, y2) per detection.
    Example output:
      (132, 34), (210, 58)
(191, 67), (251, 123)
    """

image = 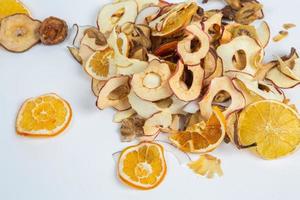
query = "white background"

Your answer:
(1, 0), (300, 199)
